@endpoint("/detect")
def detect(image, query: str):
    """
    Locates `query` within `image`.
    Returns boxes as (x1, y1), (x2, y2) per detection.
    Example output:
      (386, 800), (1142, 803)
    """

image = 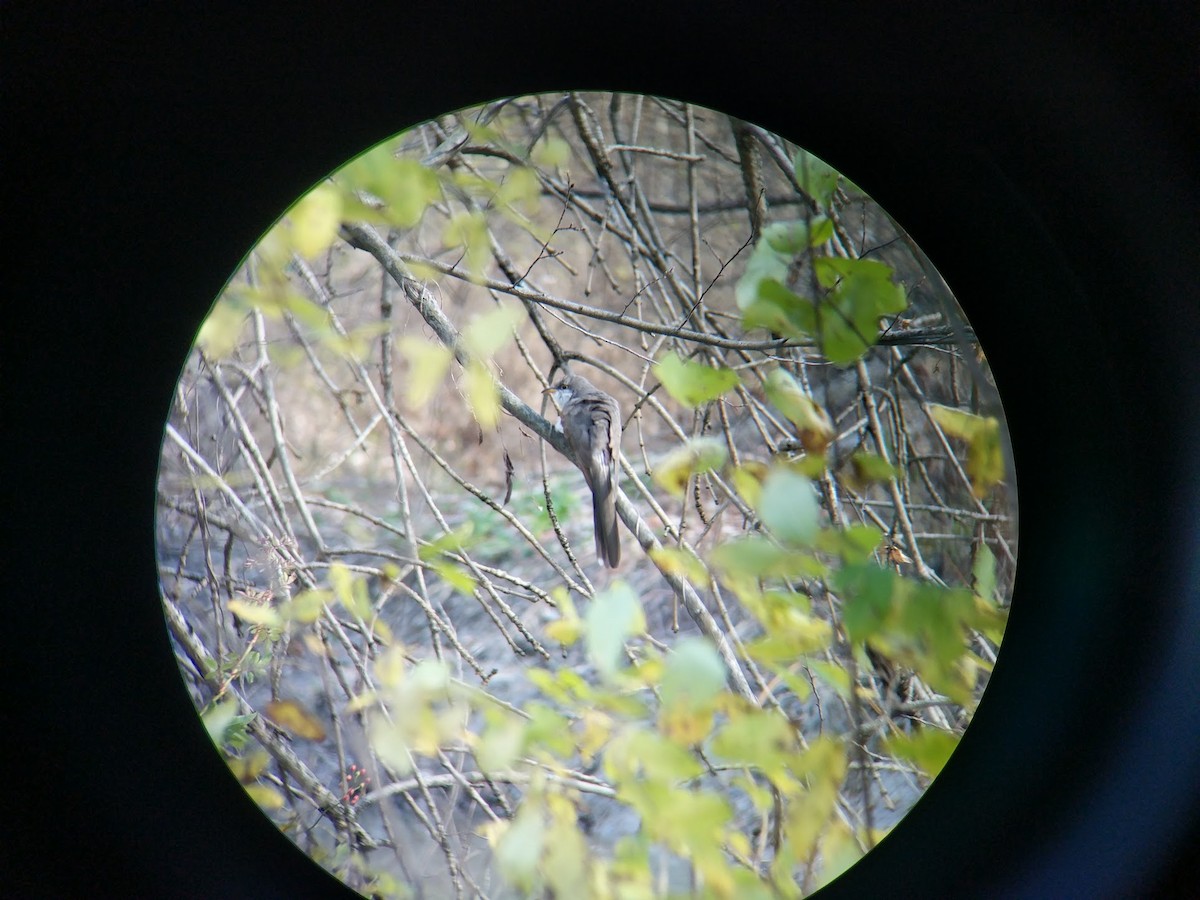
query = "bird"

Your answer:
(544, 372), (622, 568)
